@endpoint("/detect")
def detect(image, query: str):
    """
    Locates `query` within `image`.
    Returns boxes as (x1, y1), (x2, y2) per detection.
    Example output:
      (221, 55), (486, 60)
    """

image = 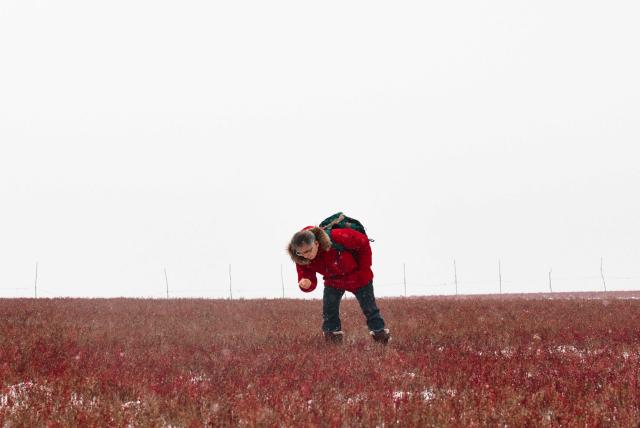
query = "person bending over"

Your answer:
(287, 225), (391, 345)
